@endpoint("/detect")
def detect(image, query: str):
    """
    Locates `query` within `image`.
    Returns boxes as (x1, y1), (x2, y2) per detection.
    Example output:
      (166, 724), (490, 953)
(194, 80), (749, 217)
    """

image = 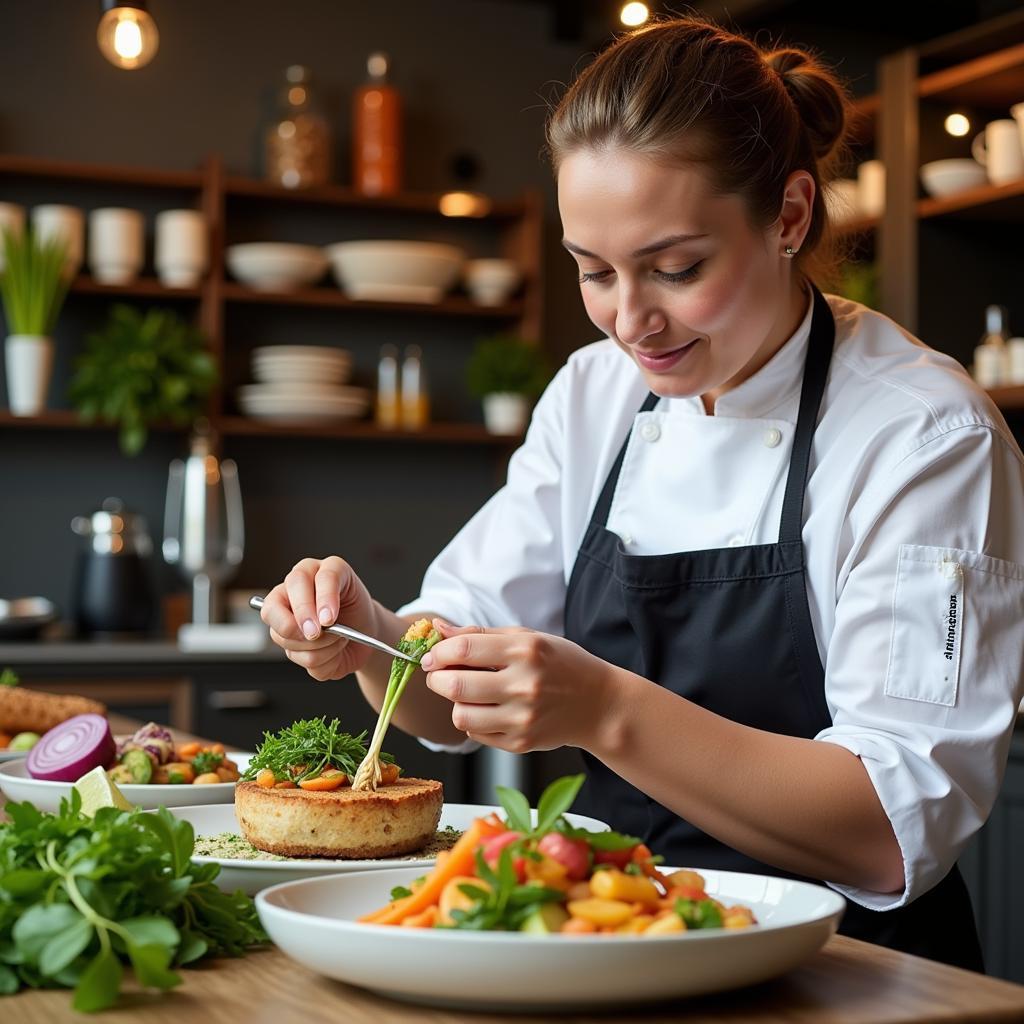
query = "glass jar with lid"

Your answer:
(265, 65), (332, 189)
